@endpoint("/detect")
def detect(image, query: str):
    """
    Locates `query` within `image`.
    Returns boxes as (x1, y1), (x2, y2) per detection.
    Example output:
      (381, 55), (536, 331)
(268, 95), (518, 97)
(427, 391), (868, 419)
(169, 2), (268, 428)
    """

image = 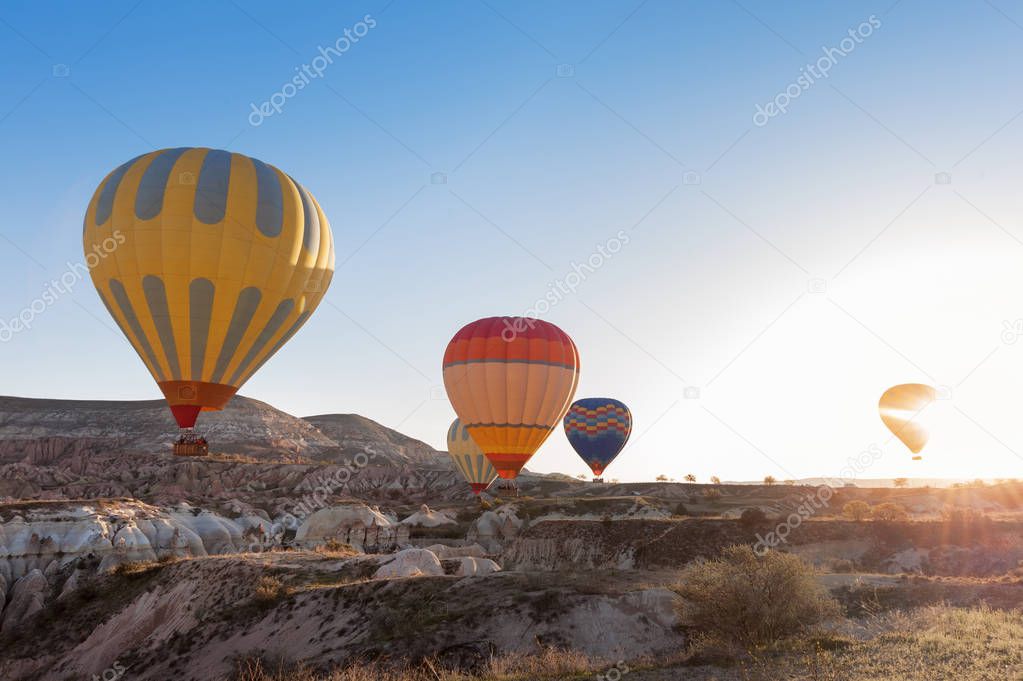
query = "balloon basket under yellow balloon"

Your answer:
(172, 428), (210, 457)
